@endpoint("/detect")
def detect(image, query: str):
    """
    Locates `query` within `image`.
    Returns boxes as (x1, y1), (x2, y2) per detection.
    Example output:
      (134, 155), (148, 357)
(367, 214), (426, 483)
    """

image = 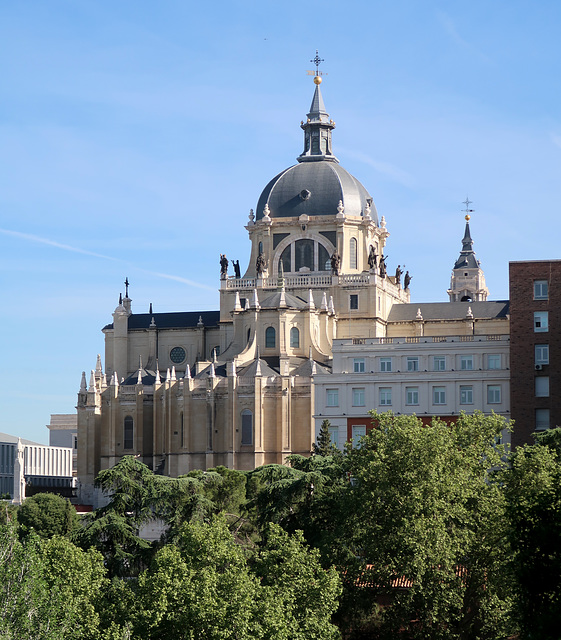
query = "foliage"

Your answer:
(504, 426), (561, 639)
(340, 411), (515, 639)
(312, 419), (340, 456)
(17, 492), (78, 539)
